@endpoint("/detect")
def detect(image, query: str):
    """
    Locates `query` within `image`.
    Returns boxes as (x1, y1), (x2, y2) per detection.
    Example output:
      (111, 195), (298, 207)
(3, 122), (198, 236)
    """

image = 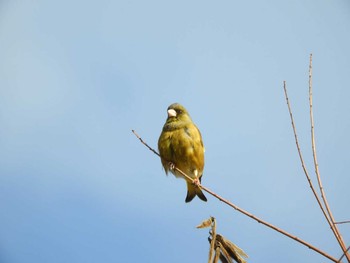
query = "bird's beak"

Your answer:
(167, 109), (177, 118)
